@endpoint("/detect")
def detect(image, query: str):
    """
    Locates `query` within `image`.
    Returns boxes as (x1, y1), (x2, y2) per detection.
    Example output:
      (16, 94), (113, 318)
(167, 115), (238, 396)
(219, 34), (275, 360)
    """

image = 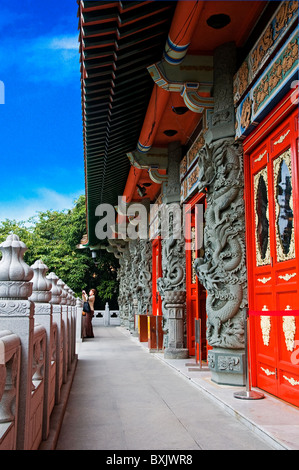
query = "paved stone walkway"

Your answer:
(55, 326), (275, 451)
